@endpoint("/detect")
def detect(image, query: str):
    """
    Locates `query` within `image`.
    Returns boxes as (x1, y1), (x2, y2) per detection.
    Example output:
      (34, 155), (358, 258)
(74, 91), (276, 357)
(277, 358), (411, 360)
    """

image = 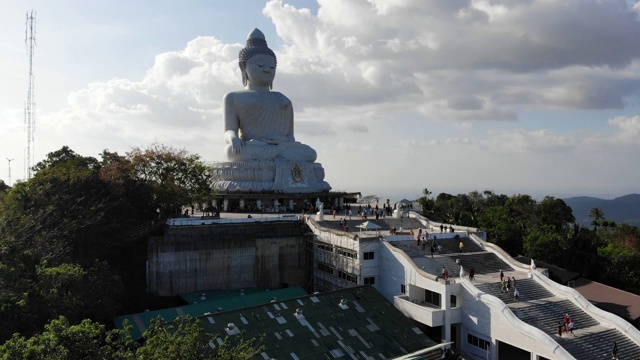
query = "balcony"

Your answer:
(394, 295), (446, 327)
